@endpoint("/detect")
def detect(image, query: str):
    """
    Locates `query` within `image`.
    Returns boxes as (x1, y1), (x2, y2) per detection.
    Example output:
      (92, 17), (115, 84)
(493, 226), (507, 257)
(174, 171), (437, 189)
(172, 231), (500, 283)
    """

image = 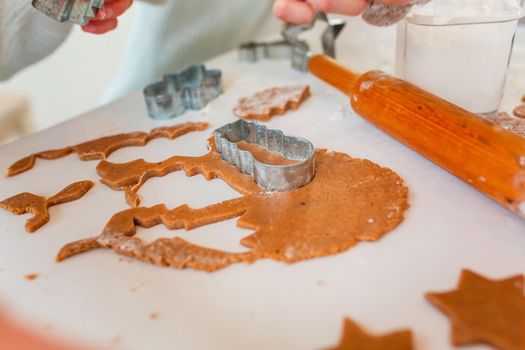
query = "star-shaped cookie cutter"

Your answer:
(239, 39), (309, 63)
(213, 120), (316, 192)
(32, 0), (104, 25)
(238, 12), (345, 72)
(282, 12), (346, 71)
(143, 64), (223, 120)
